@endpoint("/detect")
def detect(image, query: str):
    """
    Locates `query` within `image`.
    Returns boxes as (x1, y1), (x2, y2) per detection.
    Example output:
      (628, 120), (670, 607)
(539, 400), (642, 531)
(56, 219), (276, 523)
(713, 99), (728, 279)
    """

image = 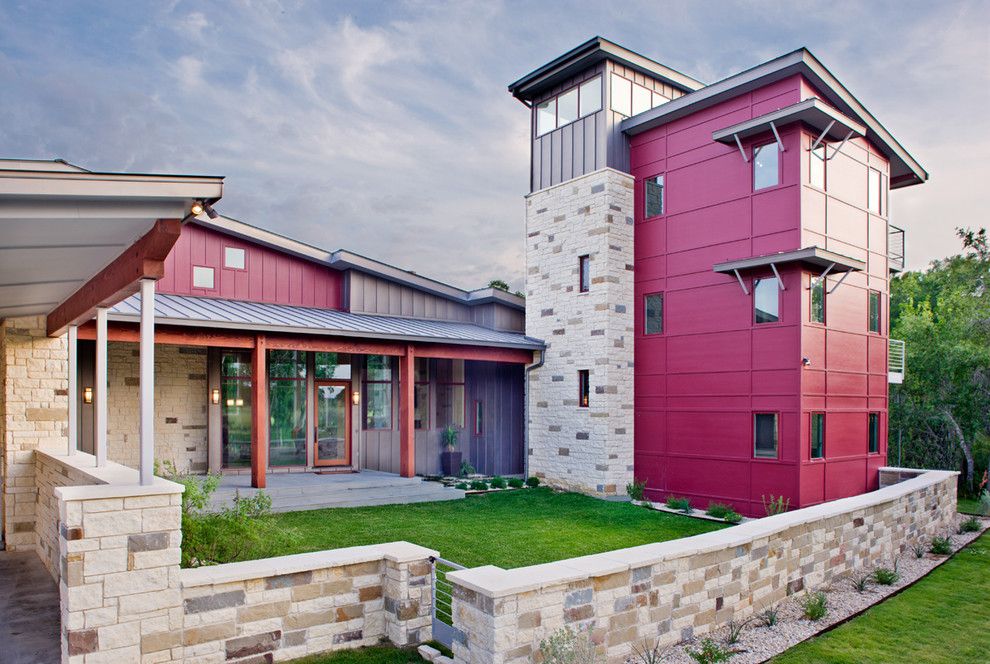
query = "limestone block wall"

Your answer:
(1, 315), (69, 550)
(107, 342), (208, 473)
(448, 469), (958, 664)
(525, 168), (635, 497)
(36, 451), (101, 580)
